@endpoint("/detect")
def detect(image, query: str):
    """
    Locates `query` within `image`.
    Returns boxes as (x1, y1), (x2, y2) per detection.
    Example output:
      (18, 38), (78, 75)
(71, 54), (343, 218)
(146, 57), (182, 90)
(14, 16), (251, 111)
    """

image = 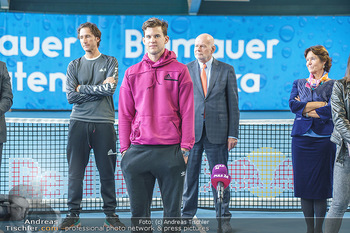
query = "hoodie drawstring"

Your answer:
(147, 67), (161, 90)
